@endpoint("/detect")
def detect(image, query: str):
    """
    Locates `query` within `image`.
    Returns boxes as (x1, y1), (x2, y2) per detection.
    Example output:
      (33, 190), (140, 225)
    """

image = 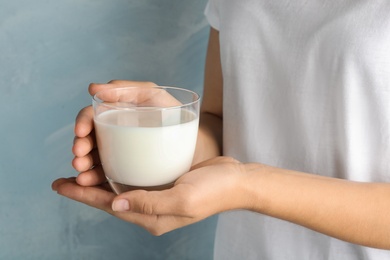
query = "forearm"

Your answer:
(192, 112), (222, 165)
(192, 28), (223, 165)
(242, 163), (390, 249)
